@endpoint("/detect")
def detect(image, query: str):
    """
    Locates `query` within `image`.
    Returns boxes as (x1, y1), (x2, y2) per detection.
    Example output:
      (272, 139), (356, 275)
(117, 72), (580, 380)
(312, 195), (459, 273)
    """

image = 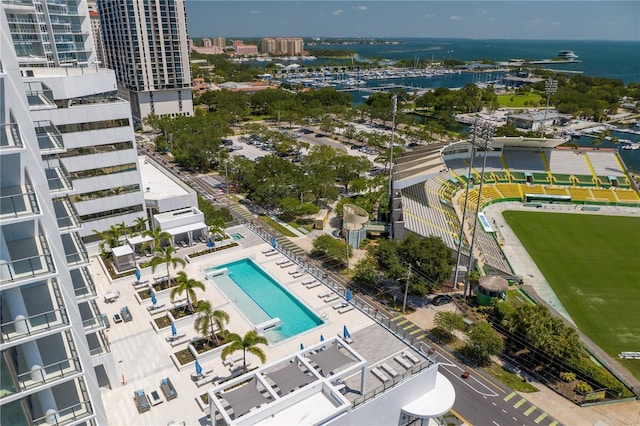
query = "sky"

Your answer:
(185, 1), (639, 41)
